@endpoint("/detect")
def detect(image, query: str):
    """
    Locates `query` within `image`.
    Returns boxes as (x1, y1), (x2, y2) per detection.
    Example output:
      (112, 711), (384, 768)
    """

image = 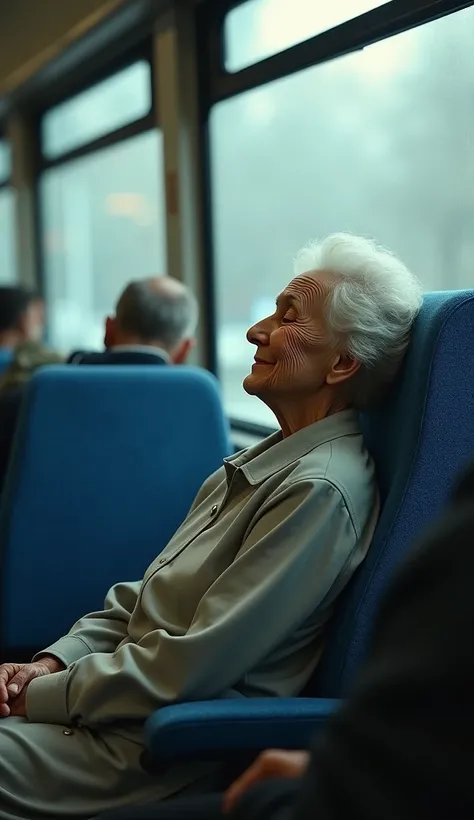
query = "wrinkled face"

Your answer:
(244, 272), (338, 399)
